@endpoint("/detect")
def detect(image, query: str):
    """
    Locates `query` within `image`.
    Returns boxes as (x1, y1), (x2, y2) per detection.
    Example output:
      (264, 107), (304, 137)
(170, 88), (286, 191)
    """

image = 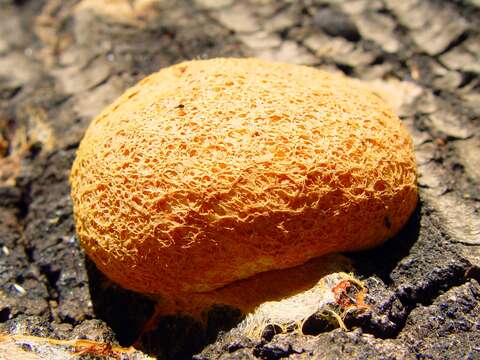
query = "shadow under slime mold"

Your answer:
(87, 256), (245, 359)
(86, 258), (156, 346)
